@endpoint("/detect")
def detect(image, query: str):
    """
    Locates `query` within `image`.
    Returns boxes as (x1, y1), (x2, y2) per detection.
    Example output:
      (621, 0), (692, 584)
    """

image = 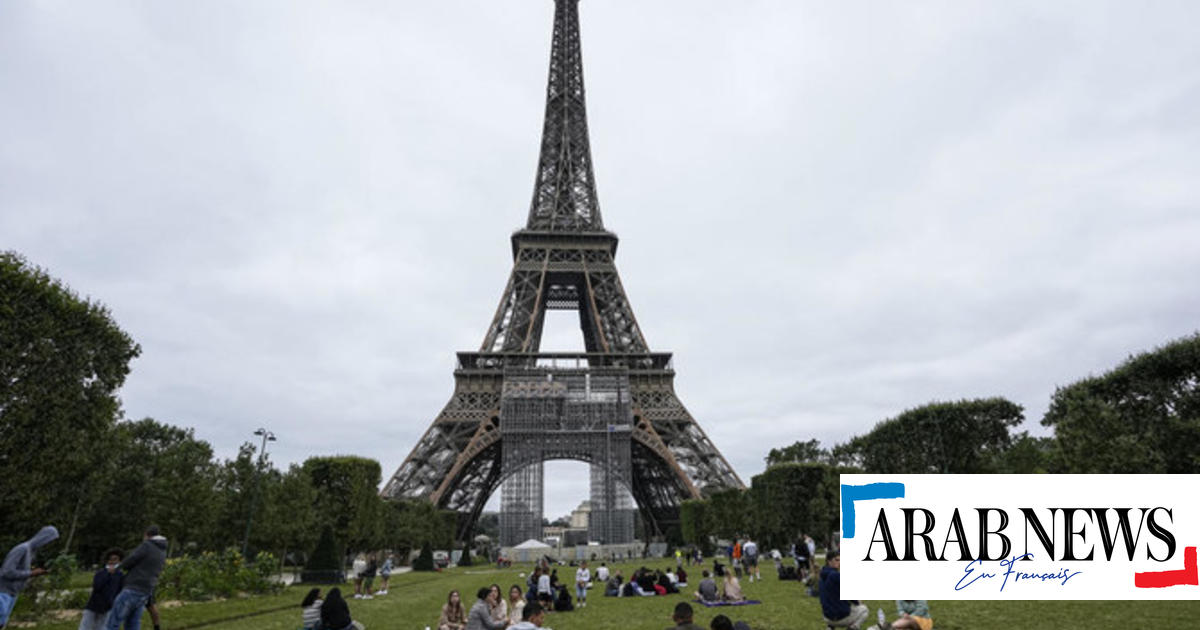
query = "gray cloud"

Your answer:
(3, 1), (1198, 518)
